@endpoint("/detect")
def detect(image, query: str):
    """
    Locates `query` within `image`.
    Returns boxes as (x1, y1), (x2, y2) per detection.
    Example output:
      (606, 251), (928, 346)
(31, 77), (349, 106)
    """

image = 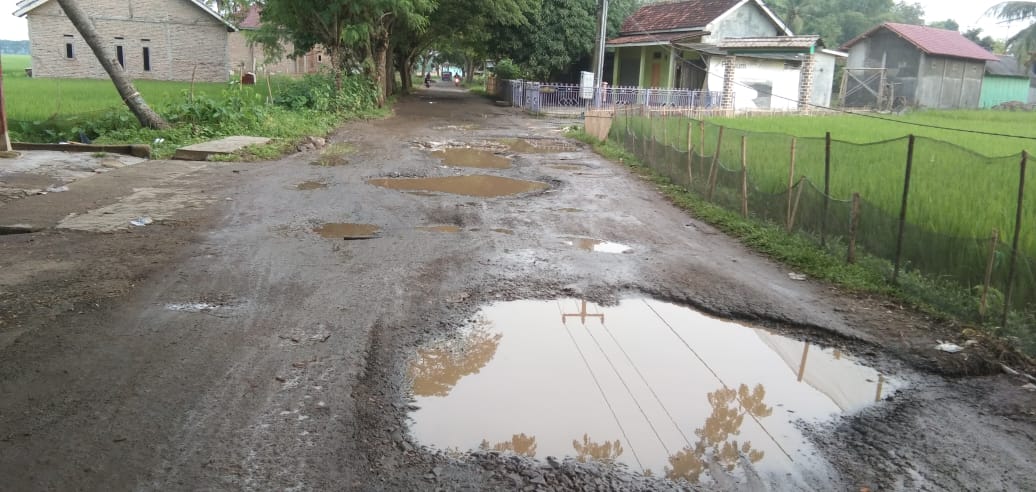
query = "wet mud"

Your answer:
(433, 148), (511, 169)
(296, 181), (328, 190)
(313, 222), (381, 239)
(504, 139), (578, 154)
(419, 225), (462, 233)
(368, 175), (548, 197)
(564, 237), (633, 254)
